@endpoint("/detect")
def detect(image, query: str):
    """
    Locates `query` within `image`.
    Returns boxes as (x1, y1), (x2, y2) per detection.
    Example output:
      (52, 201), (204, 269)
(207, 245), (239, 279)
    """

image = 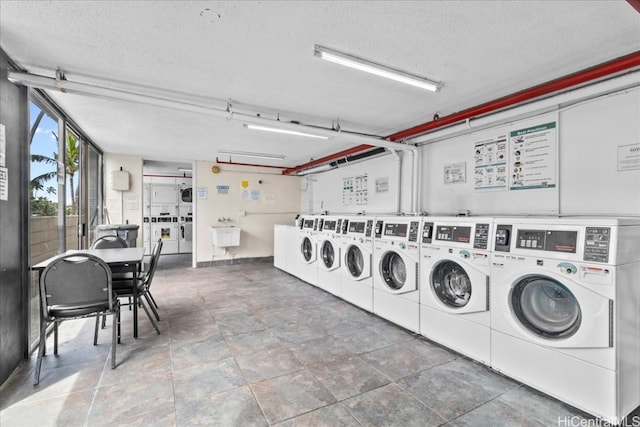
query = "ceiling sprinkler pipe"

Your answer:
(388, 50), (640, 141)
